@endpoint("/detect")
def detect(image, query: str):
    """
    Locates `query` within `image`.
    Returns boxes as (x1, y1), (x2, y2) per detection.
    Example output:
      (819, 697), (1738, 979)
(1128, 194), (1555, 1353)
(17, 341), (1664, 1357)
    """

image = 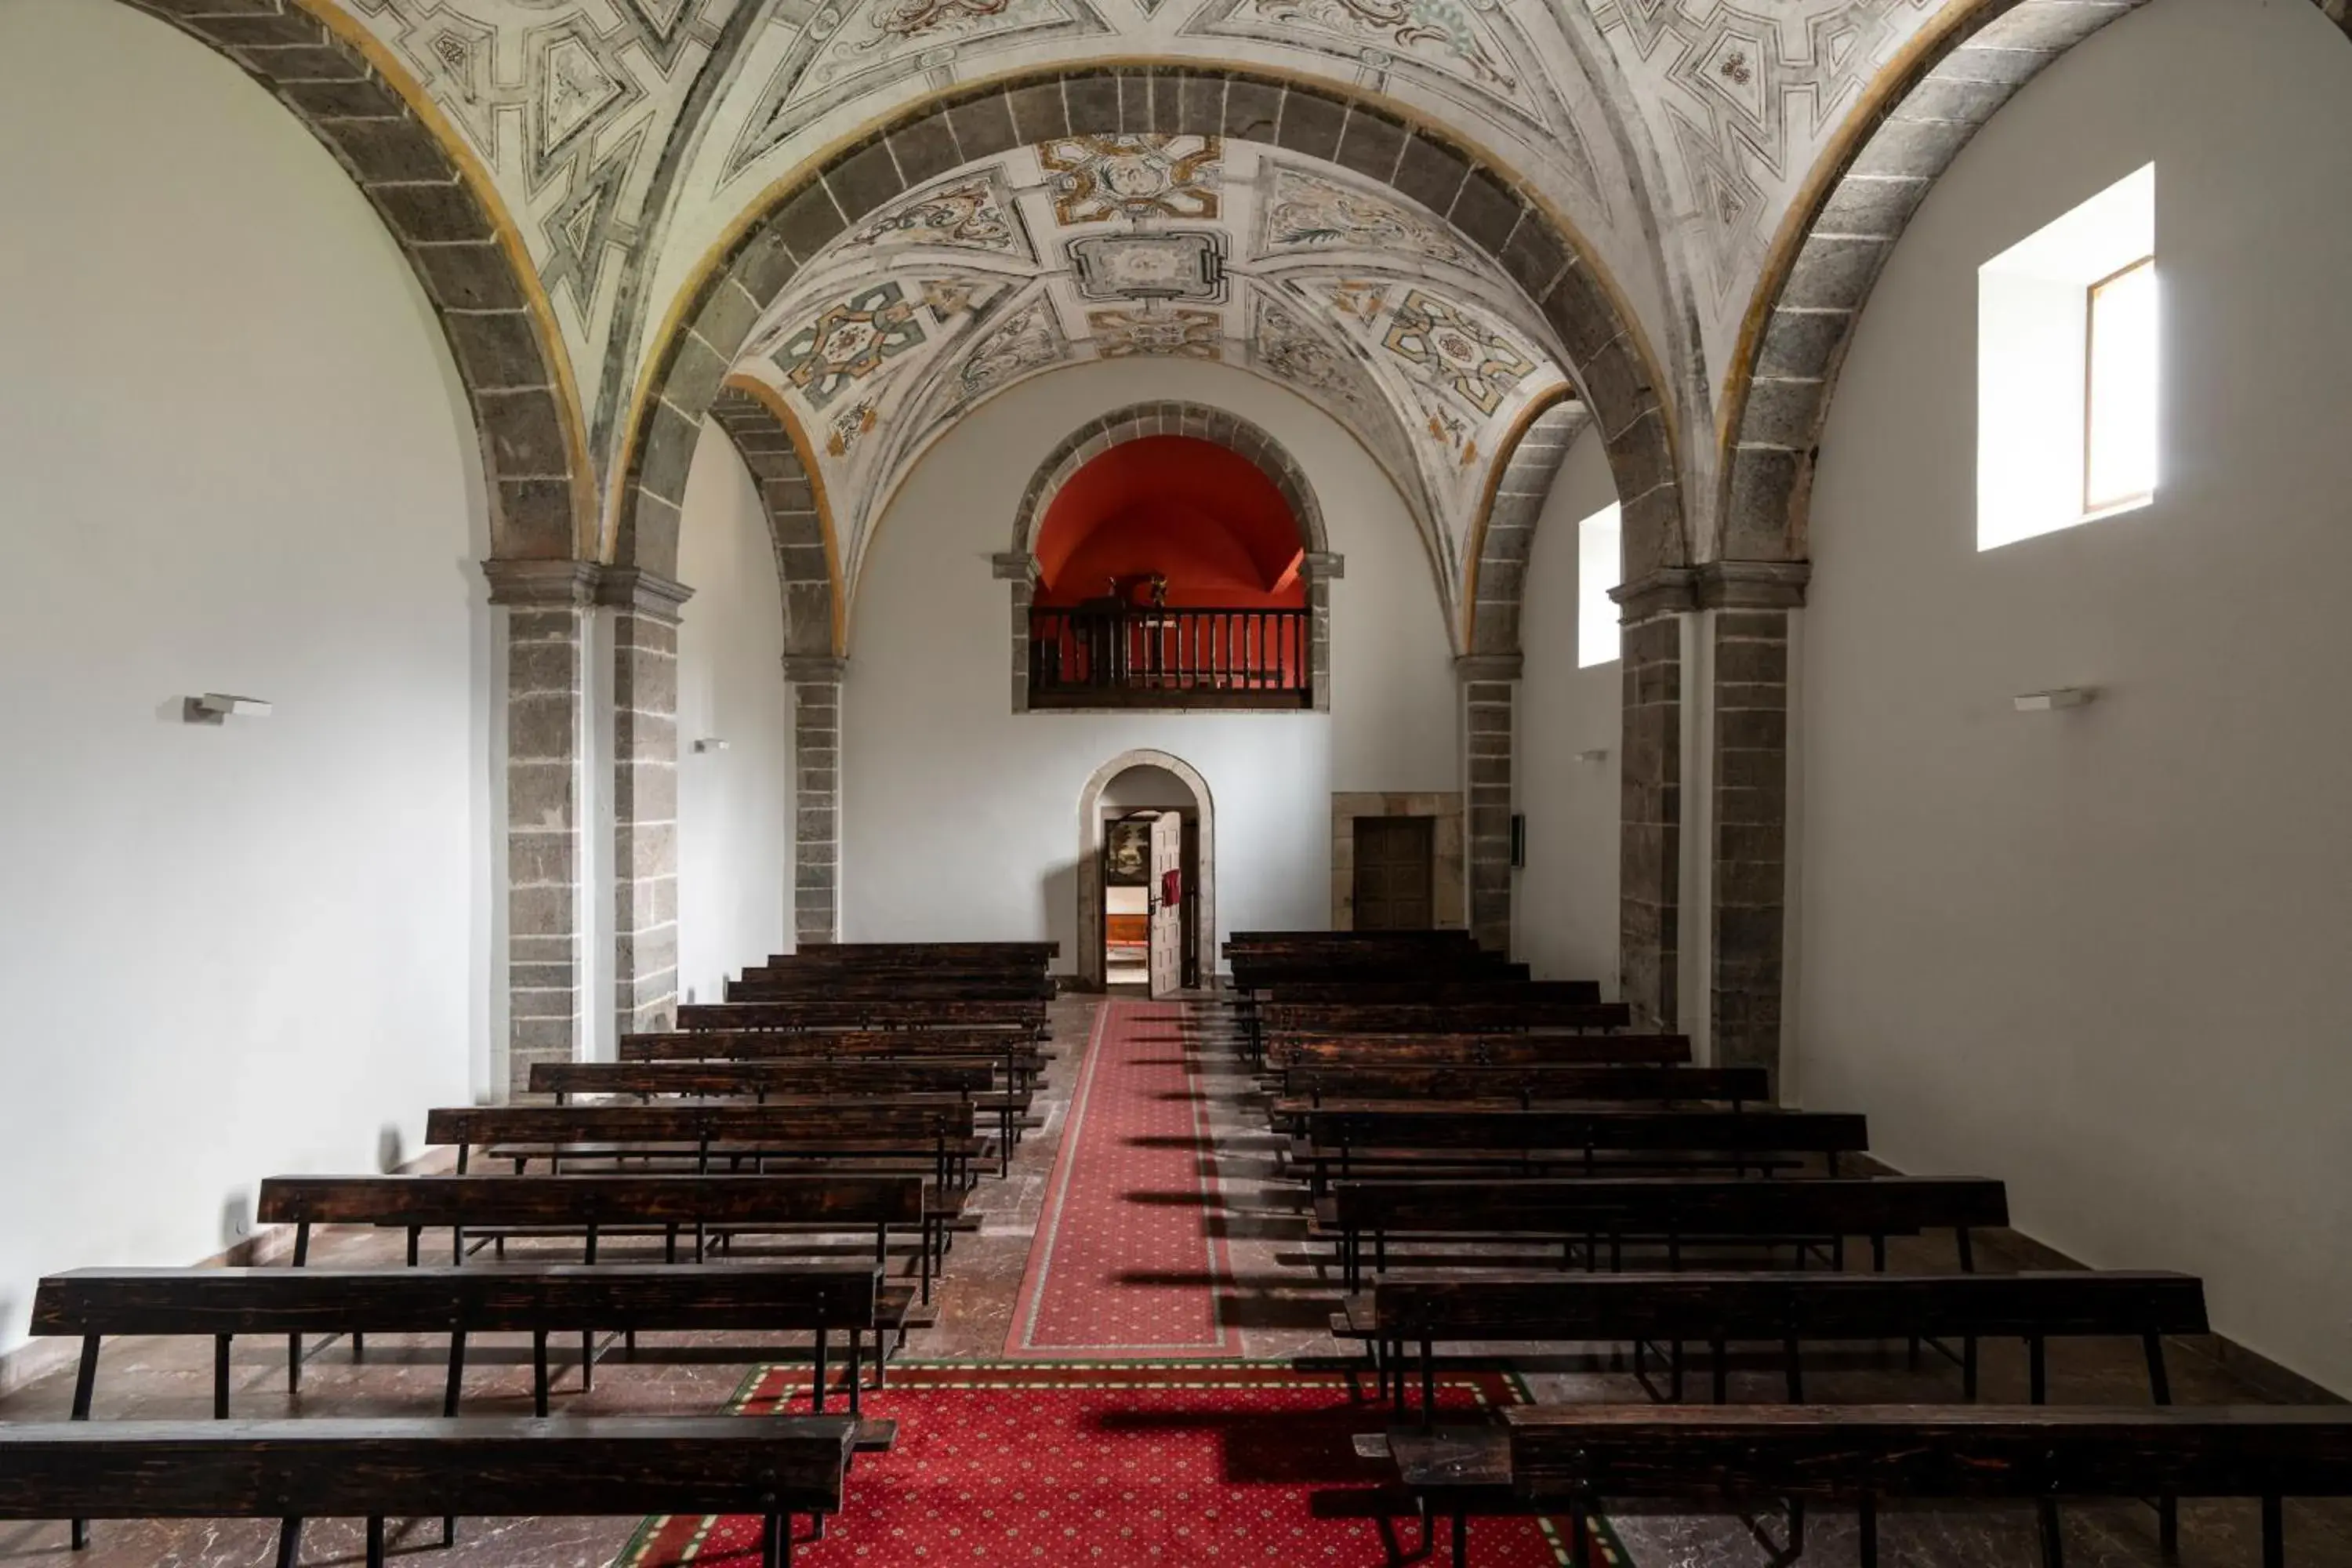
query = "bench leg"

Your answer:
(2038, 1499), (2065, 1568)
(814, 1328), (829, 1414)
(533, 1330), (550, 1417)
(2263, 1497), (2285, 1568)
(2027, 1336), (2048, 1404)
(365, 1517), (384, 1568)
(1858, 1494), (1878, 1568)
(1450, 1505), (1467, 1566)
(288, 1334), (302, 1396)
(583, 1330), (595, 1392)
(68, 1336), (98, 1548)
(444, 1331), (466, 1417)
(215, 1334), (232, 1420)
(274, 1517), (303, 1568)
(1711, 1339), (1727, 1403)
(1782, 1339), (1804, 1402)
(849, 1330), (862, 1417)
(1420, 1339), (1436, 1429)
